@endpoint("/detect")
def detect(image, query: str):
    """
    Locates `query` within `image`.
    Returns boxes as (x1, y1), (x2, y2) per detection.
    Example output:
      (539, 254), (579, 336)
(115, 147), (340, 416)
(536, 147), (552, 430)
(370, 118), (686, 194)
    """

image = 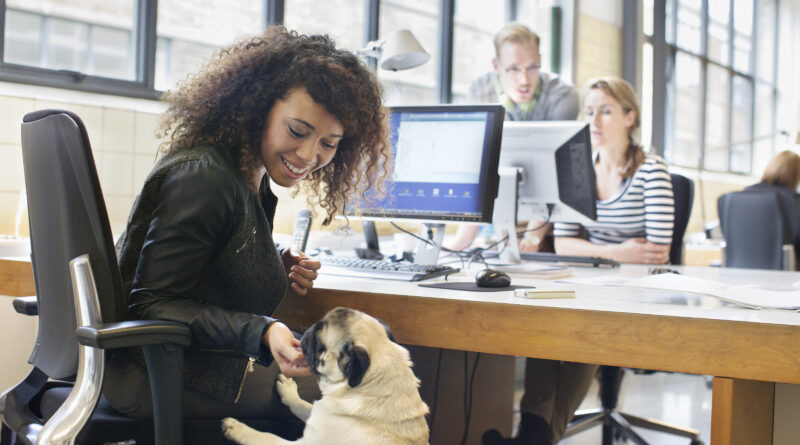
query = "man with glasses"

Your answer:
(469, 21), (578, 121)
(469, 23), (593, 445)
